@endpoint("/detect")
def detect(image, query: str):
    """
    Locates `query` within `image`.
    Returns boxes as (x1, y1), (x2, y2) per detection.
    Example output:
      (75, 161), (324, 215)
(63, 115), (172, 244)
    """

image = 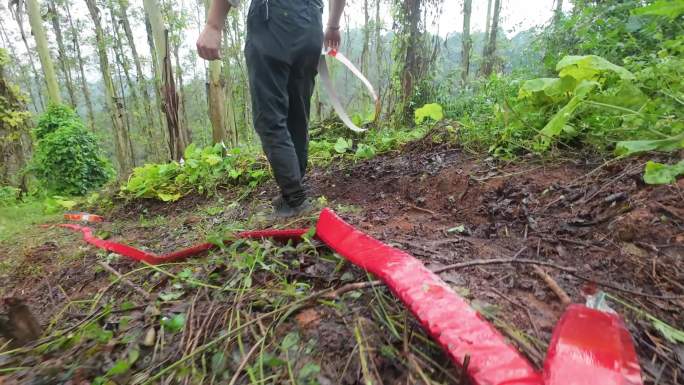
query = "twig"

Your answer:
(532, 265), (572, 306)
(323, 281), (381, 299)
(434, 257), (683, 299)
(227, 337), (265, 385)
(460, 354), (471, 385)
(98, 262), (151, 300)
